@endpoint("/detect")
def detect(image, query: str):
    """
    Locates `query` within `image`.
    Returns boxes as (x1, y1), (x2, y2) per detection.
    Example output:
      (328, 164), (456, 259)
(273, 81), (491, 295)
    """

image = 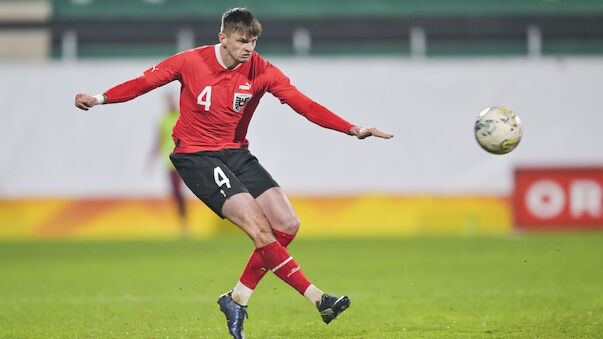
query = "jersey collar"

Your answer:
(214, 44), (242, 70)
